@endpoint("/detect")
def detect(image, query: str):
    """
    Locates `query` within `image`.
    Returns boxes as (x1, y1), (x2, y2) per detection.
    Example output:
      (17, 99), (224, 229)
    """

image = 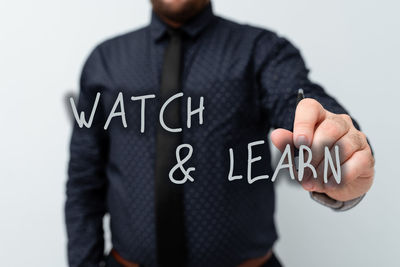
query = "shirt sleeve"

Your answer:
(254, 30), (365, 211)
(65, 46), (109, 266)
